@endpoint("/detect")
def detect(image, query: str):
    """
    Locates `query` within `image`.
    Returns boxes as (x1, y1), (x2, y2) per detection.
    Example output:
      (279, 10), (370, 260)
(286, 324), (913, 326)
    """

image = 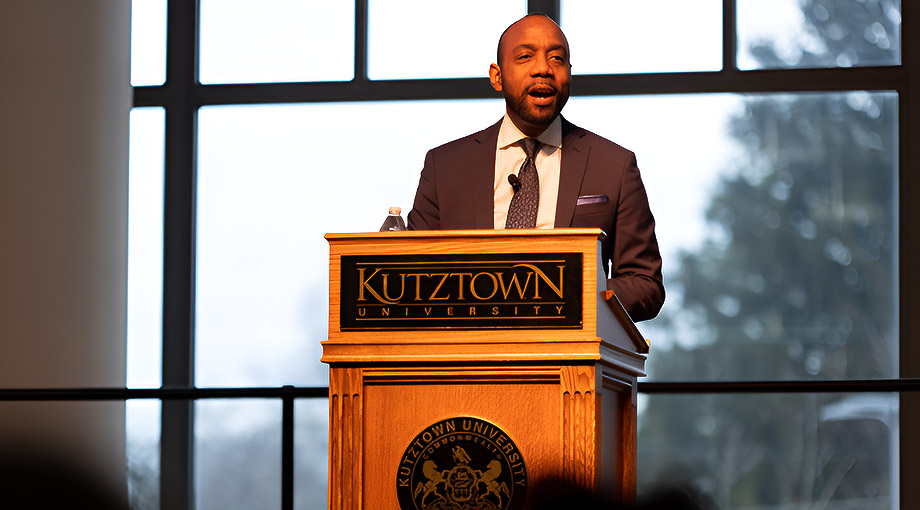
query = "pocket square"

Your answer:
(576, 194), (609, 205)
